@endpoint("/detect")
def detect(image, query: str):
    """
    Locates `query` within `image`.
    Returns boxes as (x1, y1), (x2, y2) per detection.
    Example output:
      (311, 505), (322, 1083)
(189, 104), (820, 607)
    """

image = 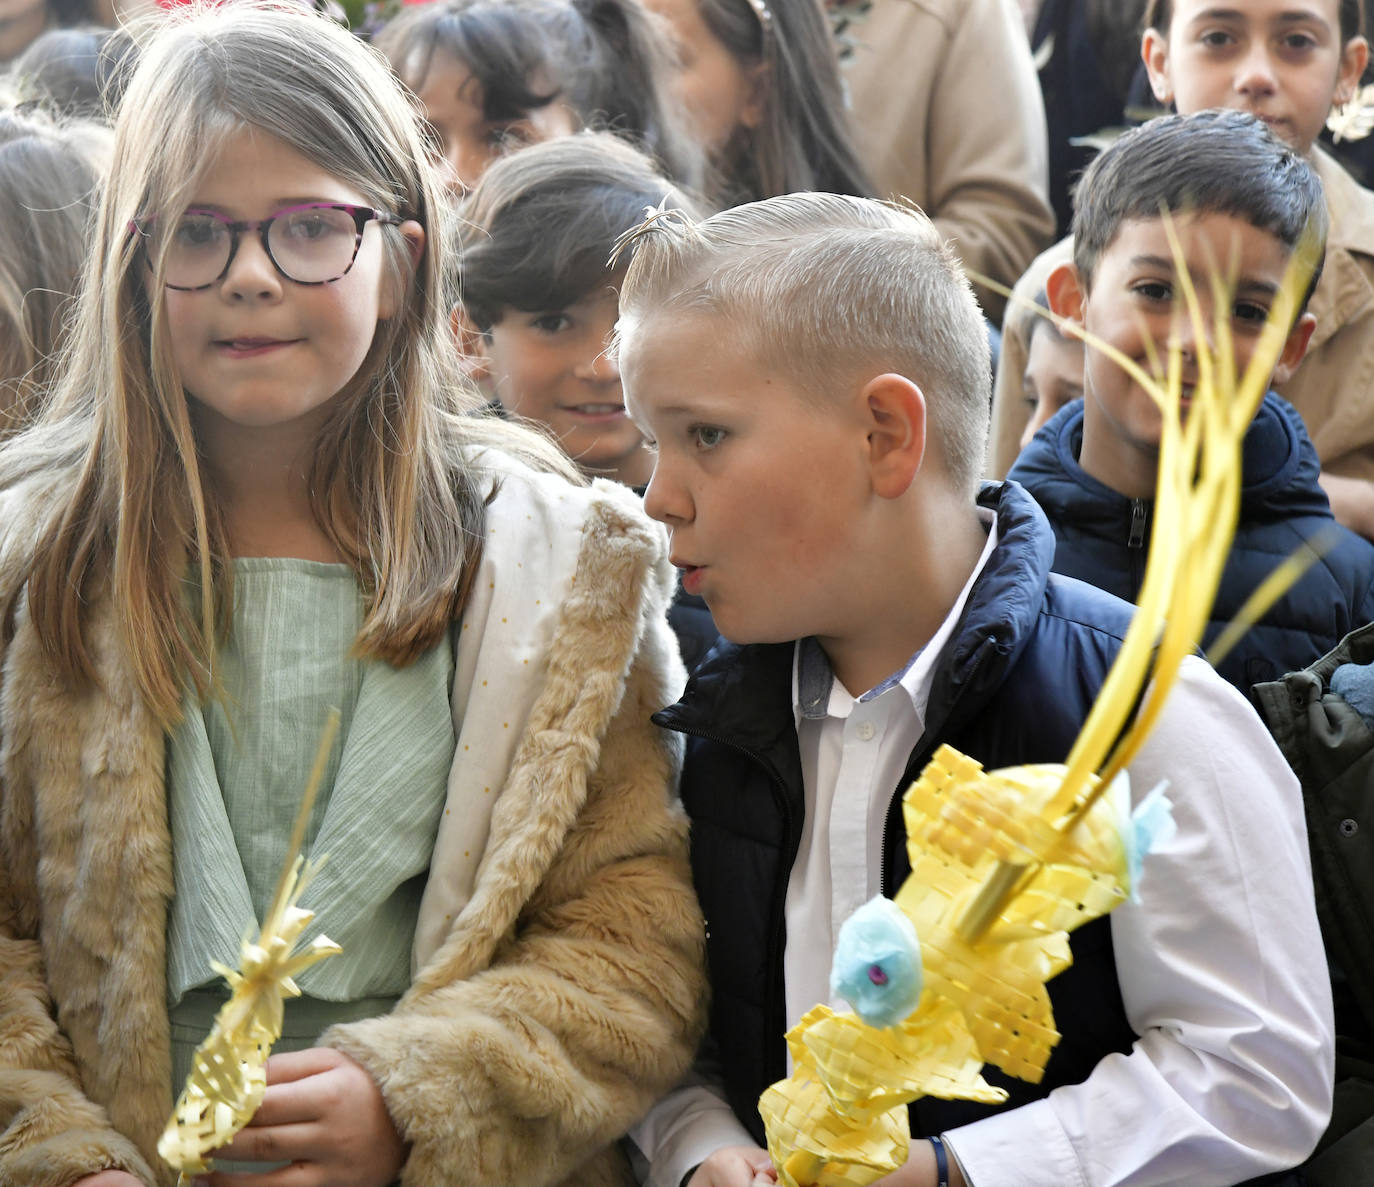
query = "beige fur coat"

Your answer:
(0, 452), (707, 1187)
